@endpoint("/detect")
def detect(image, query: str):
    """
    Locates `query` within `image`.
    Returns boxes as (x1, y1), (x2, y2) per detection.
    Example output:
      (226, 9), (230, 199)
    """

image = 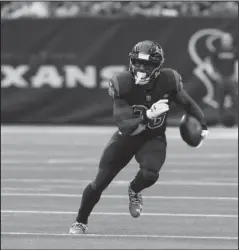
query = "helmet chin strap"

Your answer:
(135, 72), (150, 85)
